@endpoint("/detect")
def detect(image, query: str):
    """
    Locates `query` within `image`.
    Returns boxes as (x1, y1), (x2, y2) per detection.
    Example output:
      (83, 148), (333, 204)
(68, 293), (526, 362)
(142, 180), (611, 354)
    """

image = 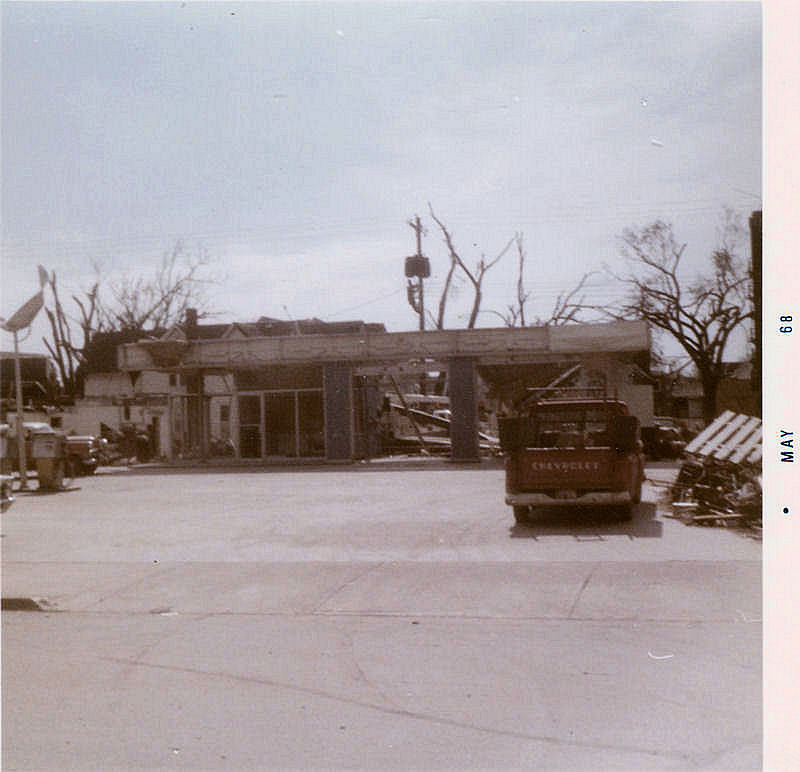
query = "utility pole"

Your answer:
(406, 216), (427, 331)
(404, 215), (431, 394)
(413, 216), (424, 331)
